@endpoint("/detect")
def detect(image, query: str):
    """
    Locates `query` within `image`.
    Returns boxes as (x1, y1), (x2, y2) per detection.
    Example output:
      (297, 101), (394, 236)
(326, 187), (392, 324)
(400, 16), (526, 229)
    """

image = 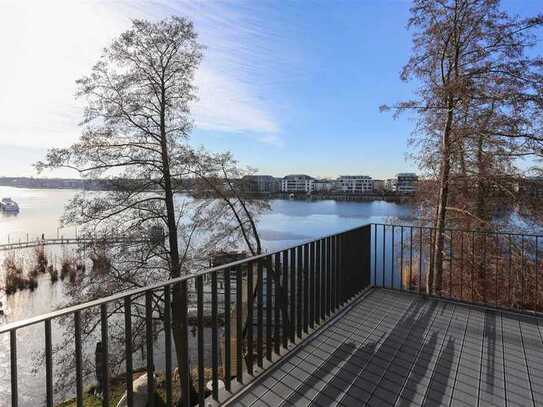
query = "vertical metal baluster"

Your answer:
(382, 224), (386, 288)
(45, 320), (53, 407)
(163, 288), (172, 407)
(495, 234), (499, 308)
(409, 227), (413, 291)
(333, 235), (338, 311)
(303, 244), (309, 333)
(314, 240), (319, 326)
(460, 232), (464, 300)
(308, 242), (315, 330)
(472, 231), (476, 302)
(257, 260), (264, 366)
(10, 330), (18, 407)
(336, 236), (342, 308)
(123, 298), (134, 407)
(373, 224), (377, 285)
(324, 237), (328, 315)
(536, 237), (539, 311)
(482, 233), (486, 303)
(330, 235), (335, 310)
(391, 226), (395, 289)
(178, 281), (190, 407)
(274, 254), (281, 355)
(282, 250), (289, 349)
(211, 272), (219, 399)
(197, 276), (205, 405)
(74, 311), (83, 407)
(296, 246), (303, 339)
(332, 235), (336, 308)
(400, 227), (404, 290)
(145, 292), (155, 407)
(339, 234), (343, 305)
(224, 269), (232, 390)
(266, 257), (273, 360)
(289, 248), (296, 343)
(428, 228), (434, 294)
(509, 234), (512, 307)
(449, 230), (453, 298)
(419, 227), (423, 294)
(247, 262), (254, 374)
(236, 267), (243, 383)
(521, 235), (525, 308)
(321, 238), (326, 320)
(100, 304), (109, 407)
(328, 236), (332, 315)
